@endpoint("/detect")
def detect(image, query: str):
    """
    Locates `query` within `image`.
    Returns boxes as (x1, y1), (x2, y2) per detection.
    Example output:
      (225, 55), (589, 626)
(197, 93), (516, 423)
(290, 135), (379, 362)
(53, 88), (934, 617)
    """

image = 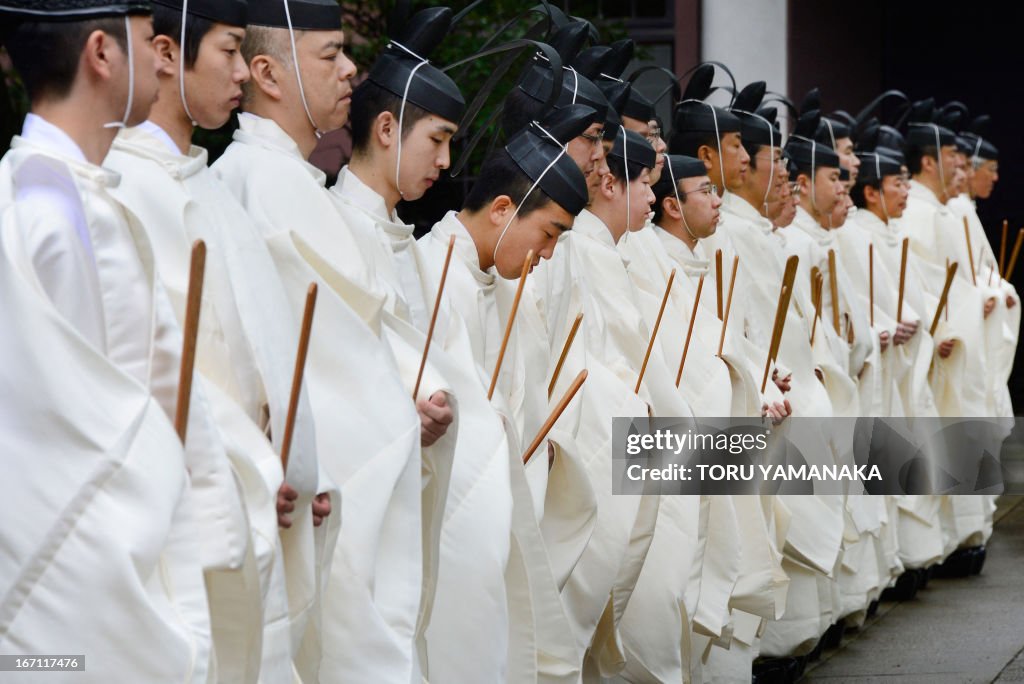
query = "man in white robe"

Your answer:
(0, 3), (213, 678)
(103, 1), (336, 678)
(419, 111), (595, 682)
(0, 4), (262, 679)
(313, 8), (514, 681)
(899, 106), (1001, 560)
(646, 152), (790, 681)
(210, 3), (442, 680)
